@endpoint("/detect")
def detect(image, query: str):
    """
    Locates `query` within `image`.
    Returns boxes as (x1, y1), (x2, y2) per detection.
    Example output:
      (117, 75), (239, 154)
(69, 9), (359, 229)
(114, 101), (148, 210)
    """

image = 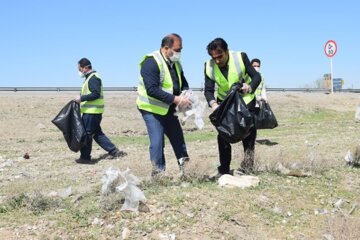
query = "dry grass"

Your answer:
(1, 91), (360, 239)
